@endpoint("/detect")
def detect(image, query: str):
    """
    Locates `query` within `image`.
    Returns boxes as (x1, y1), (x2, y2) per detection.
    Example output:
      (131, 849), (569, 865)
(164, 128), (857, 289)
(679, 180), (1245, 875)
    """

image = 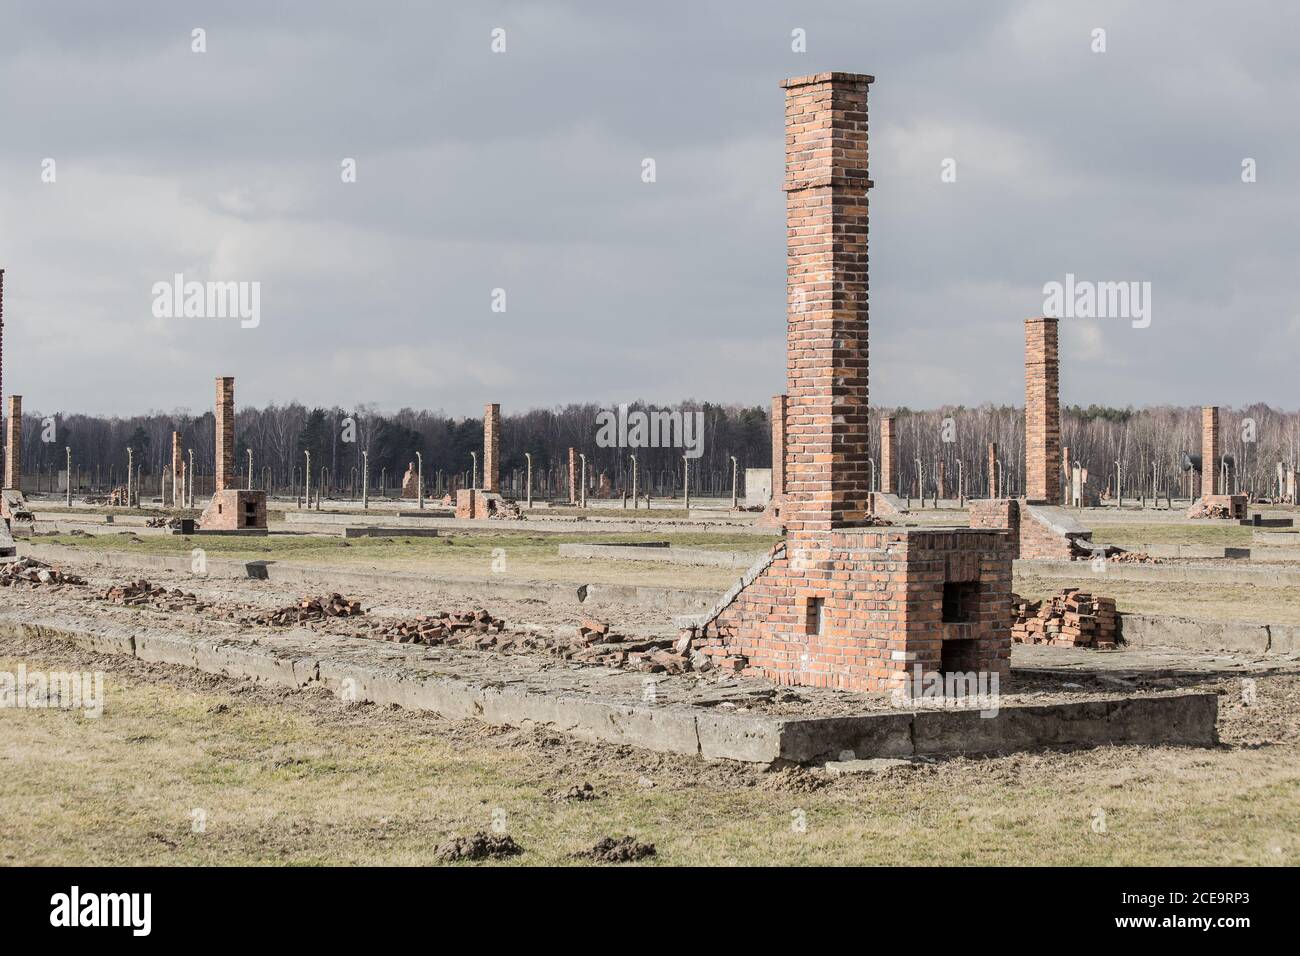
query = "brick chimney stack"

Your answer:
(781, 72), (873, 532)
(214, 377), (235, 493)
(770, 394), (787, 499)
(1024, 317), (1062, 505)
(1201, 406), (1220, 497)
(4, 395), (20, 490)
(483, 403), (500, 493)
(879, 416), (896, 494)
